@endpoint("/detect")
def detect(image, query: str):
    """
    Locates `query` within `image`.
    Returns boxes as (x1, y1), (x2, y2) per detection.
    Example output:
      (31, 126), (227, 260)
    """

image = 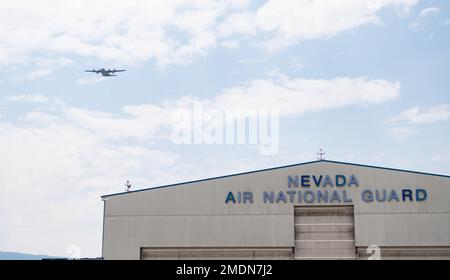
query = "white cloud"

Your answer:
(387, 105), (450, 141)
(0, 107), (181, 257)
(238, 57), (267, 65)
(418, 7), (441, 18)
(0, 0), (419, 67)
(0, 72), (401, 256)
(24, 111), (61, 125)
(432, 147), (450, 162)
(390, 105), (450, 125)
(217, 12), (257, 37)
(0, 0), (248, 67)
(387, 126), (417, 141)
(213, 73), (400, 115)
(5, 94), (50, 104)
(410, 6), (441, 29)
(289, 58), (304, 71)
(76, 76), (107, 86)
(221, 40), (240, 49)
(4, 94), (65, 111)
(433, 154), (448, 162)
(69, 73), (402, 121)
(15, 58), (72, 81)
(254, 0), (419, 51)
(66, 105), (173, 141)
